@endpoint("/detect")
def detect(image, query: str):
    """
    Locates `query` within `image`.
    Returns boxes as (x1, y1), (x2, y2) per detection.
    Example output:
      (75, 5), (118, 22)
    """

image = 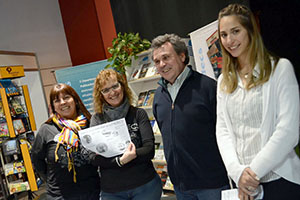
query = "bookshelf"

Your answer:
(0, 65), (38, 199)
(127, 50), (174, 192)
